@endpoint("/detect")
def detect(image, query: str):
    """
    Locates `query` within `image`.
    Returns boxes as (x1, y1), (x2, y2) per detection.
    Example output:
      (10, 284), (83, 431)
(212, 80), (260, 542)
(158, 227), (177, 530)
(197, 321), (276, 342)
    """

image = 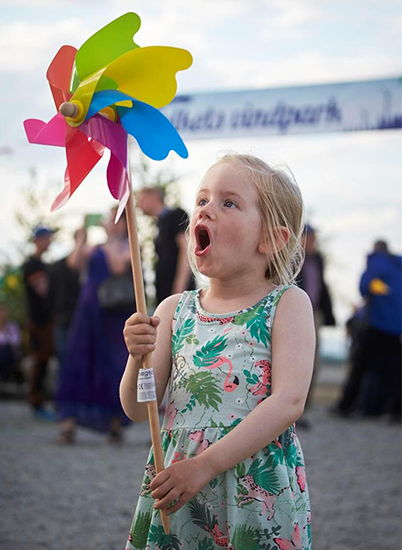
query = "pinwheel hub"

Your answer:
(60, 101), (116, 124)
(59, 100), (84, 123)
